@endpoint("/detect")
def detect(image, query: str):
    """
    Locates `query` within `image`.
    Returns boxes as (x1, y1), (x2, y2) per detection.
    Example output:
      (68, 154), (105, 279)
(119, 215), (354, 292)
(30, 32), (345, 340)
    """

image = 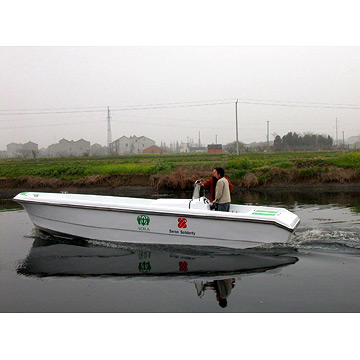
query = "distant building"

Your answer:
(348, 135), (360, 148)
(190, 146), (206, 153)
(207, 144), (223, 153)
(180, 142), (206, 153)
(38, 148), (49, 158)
(23, 141), (38, 157)
(90, 143), (106, 156)
(48, 138), (90, 157)
(6, 143), (22, 158)
(110, 135), (155, 155)
(6, 141), (38, 158)
(143, 145), (164, 154)
(179, 142), (190, 153)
